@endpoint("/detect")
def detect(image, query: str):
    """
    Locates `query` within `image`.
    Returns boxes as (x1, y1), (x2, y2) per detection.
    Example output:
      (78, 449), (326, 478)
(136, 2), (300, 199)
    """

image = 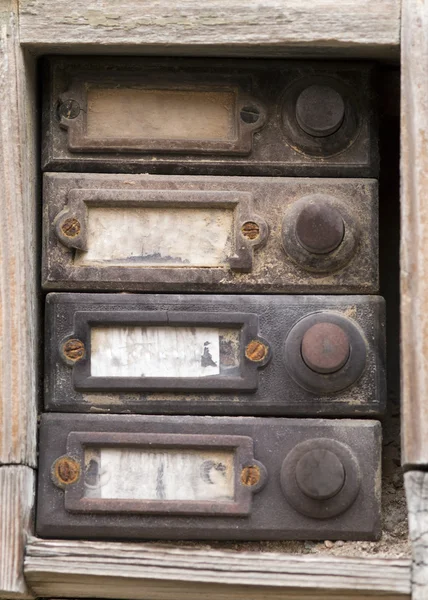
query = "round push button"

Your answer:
(295, 448), (345, 500)
(296, 85), (345, 138)
(295, 202), (344, 255)
(301, 322), (350, 374)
